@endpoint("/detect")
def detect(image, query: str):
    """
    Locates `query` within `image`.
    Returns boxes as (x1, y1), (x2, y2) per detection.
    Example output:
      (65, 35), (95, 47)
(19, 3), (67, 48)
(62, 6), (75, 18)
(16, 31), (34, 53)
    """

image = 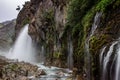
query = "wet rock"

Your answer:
(56, 71), (64, 77)
(16, 76), (29, 80)
(0, 56), (43, 80)
(76, 75), (83, 80)
(34, 69), (46, 78)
